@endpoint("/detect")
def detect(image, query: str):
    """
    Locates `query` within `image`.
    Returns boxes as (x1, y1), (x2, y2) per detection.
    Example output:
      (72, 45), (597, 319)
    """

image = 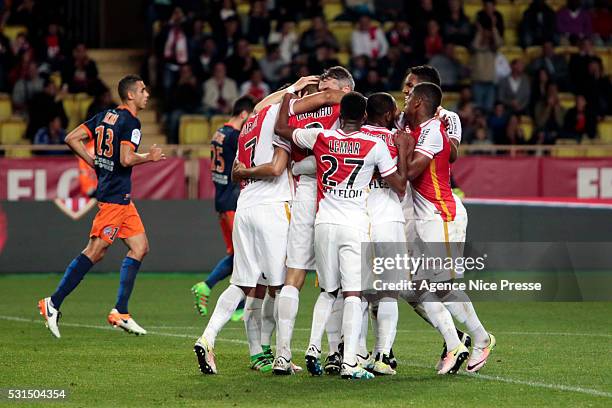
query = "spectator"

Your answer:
(386, 20), (423, 66)
(268, 20), (298, 63)
(568, 37), (602, 93)
(247, 0), (271, 44)
(191, 37), (220, 82)
(529, 67), (551, 112)
(61, 43), (99, 94)
(374, 0), (404, 22)
(259, 43), (286, 88)
(350, 54), (370, 83)
(26, 78), (67, 140)
(582, 59), (611, 117)
(239, 69), (270, 101)
(225, 38), (260, 85)
(498, 59), (531, 115)
(300, 15), (339, 54)
(212, 0), (238, 33)
(0, 24), (11, 92)
(33, 115), (66, 155)
(527, 41), (570, 90)
(556, 0), (592, 45)
(428, 43), (466, 91)
(86, 84), (116, 118)
(591, 0), (611, 46)
(470, 17), (503, 112)
(381, 46), (409, 90)
(214, 15), (242, 59)
(203, 62), (238, 115)
(442, 0), (473, 48)
(167, 64), (203, 143)
(12, 61), (43, 113)
(476, 0), (505, 38)
(471, 126), (494, 152)
(11, 31), (30, 57)
(533, 83), (565, 144)
(562, 94), (597, 140)
(351, 14), (389, 59)
(519, 0), (557, 47)
(157, 7), (189, 95)
(38, 22), (64, 71)
(505, 114), (527, 144)
(410, 0), (437, 40)
(307, 44), (341, 73)
(7, 0), (42, 36)
(188, 19), (206, 58)
(358, 69), (386, 95)
(487, 101), (509, 144)
(424, 19), (443, 59)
